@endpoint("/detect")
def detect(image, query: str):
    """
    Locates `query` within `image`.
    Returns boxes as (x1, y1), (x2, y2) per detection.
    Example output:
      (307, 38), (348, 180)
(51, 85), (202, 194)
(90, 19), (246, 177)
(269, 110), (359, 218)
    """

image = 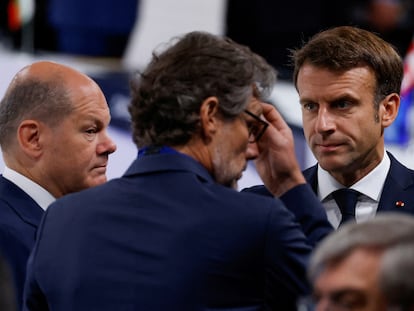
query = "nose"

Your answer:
(246, 142), (259, 160)
(314, 107), (335, 134)
(97, 131), (117, 155)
